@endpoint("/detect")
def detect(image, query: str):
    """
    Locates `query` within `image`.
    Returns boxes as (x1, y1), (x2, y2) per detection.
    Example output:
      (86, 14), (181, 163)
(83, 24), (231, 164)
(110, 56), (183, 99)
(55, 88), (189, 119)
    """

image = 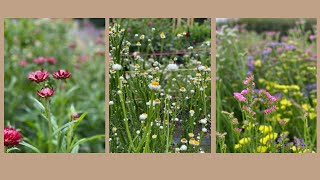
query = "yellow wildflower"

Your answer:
(239, 138), (251, 145)
(257, 146), (267, 153)
(258, 125), (273, 134)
